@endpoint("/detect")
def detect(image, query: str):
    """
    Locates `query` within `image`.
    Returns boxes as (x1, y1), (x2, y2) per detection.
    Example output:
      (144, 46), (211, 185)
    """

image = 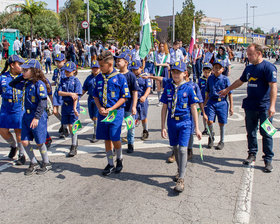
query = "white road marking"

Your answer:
(233, 163), (255, 224)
